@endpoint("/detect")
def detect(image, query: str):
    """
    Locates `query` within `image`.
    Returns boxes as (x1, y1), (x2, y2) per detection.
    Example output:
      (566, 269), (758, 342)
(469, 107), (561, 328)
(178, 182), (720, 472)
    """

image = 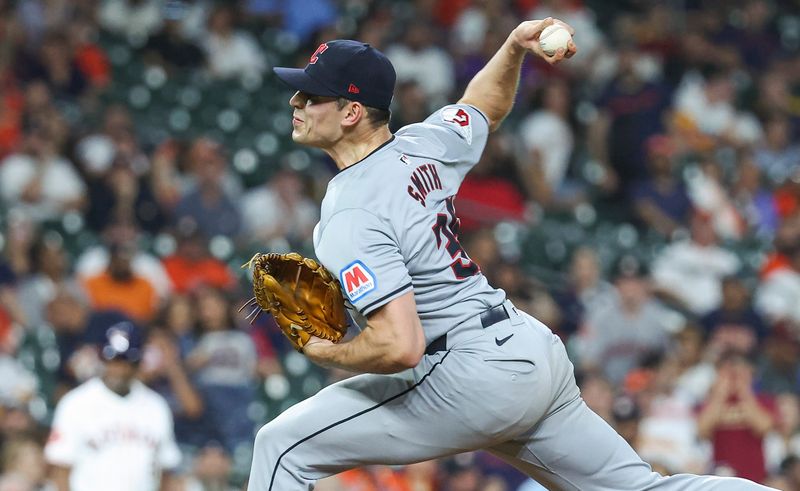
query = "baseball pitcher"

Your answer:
(246, 17), (777, 491)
